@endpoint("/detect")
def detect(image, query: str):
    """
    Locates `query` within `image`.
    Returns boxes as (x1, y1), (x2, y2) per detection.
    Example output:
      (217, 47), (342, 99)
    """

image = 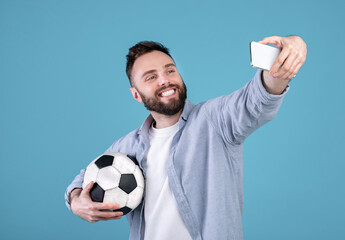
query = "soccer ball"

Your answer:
(82, 152), (145, 215)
